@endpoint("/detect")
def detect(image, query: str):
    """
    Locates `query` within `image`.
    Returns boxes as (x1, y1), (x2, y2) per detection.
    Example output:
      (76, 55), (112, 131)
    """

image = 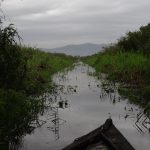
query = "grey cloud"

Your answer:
(1, 0), (150, 48)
